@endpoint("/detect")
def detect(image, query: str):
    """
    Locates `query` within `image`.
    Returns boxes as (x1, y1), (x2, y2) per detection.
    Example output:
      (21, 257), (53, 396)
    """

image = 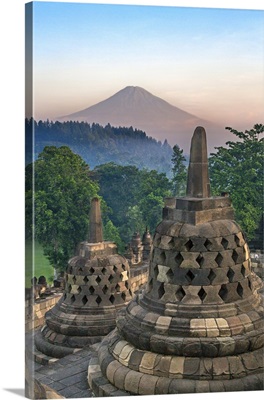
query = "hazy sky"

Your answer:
(29, 0), (264, 131)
